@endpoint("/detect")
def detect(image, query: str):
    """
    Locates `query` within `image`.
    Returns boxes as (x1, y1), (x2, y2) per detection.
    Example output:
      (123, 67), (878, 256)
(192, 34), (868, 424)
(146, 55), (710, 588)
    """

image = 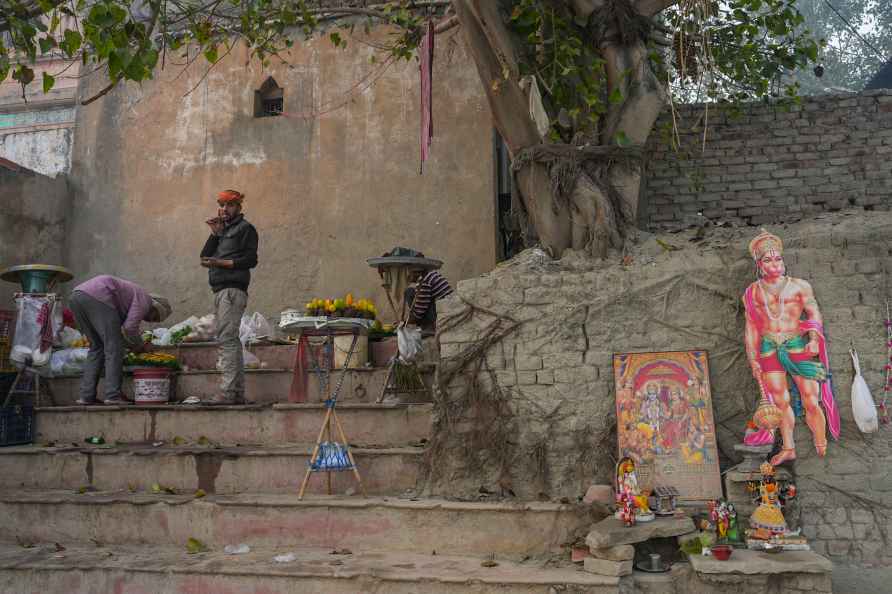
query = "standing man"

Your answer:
(69, 275), (172, 405)
(191, 189), (259, 405)
(405, 266), (453, 335)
